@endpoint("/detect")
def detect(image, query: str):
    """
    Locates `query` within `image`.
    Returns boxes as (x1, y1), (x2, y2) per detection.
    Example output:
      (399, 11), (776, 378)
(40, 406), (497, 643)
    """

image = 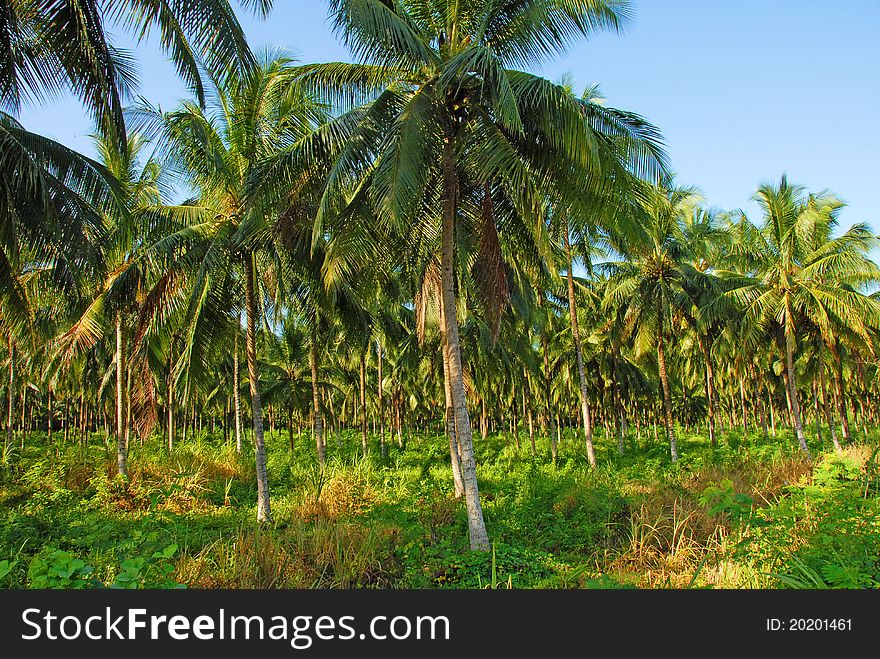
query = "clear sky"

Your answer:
(20, 0), (880, 232)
